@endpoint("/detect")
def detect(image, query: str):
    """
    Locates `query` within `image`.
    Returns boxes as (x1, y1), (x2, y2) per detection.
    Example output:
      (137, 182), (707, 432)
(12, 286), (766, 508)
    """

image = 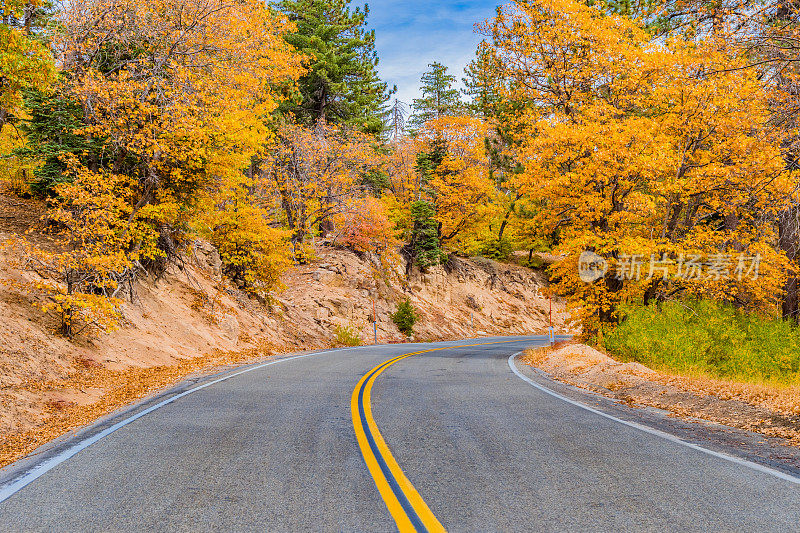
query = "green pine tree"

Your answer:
(462, 42), (503, 118)
(409, 200), (445, 268)
(410, 62), (462, 128)
(16, 87), (103, 194)
(275, 0), (391, 134)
